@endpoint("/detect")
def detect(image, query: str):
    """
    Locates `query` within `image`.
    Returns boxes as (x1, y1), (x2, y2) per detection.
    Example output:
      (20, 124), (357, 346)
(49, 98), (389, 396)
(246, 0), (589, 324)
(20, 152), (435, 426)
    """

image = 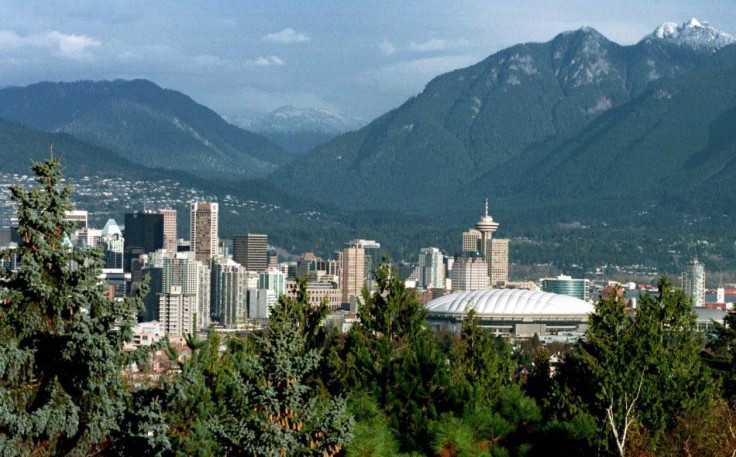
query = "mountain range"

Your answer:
(2, 19), (736, 270)
(271, 19), (736, 220)
(0, 79), (290, 179)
